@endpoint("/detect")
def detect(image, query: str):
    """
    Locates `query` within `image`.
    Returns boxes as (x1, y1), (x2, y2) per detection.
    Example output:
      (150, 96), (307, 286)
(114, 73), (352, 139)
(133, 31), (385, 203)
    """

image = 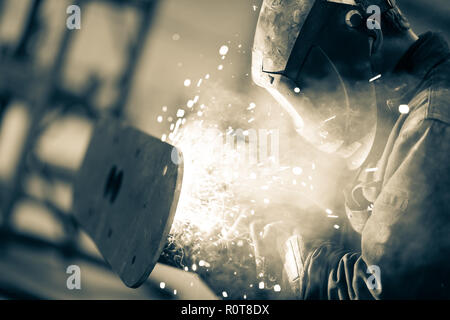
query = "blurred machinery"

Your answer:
(0, 0), (157, 226)
(0, 0), (215, 299)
